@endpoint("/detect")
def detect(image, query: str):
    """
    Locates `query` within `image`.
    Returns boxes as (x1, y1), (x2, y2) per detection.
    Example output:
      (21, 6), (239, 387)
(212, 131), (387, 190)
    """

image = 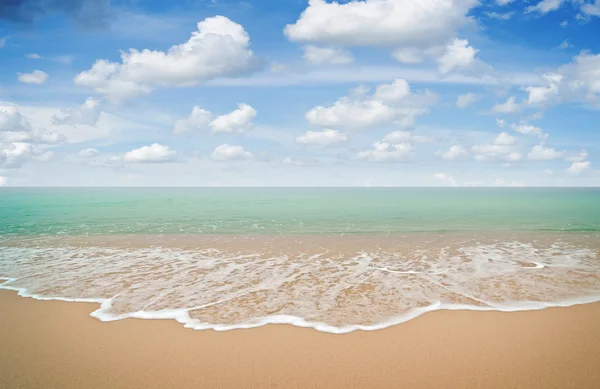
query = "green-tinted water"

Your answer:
(1, 188), (599, 235)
